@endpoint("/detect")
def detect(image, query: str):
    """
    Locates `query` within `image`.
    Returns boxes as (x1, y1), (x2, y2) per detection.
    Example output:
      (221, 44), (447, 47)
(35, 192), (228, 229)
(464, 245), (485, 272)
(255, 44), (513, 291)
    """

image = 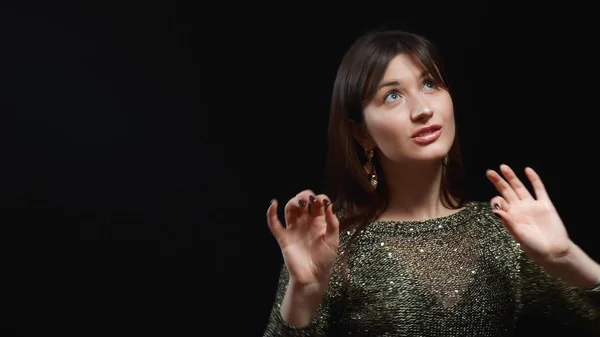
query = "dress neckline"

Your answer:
(362, 201), (483, 235)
